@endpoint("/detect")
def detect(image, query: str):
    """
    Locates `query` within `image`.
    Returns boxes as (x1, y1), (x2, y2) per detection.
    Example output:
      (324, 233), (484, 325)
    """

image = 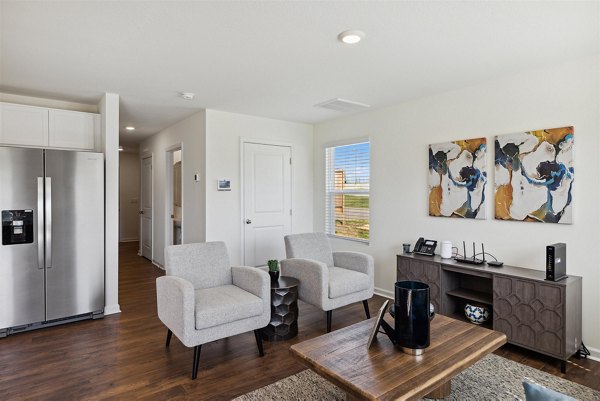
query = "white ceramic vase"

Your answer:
(464, 303), (490, 325)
